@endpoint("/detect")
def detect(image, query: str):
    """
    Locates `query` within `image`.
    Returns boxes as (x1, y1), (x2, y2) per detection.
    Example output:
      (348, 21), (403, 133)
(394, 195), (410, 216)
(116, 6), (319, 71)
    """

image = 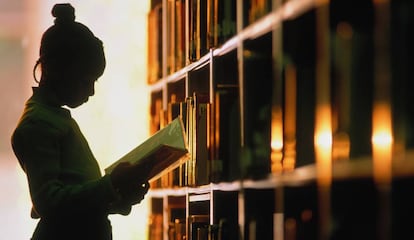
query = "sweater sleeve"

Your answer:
(11, 121), (122, 218)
